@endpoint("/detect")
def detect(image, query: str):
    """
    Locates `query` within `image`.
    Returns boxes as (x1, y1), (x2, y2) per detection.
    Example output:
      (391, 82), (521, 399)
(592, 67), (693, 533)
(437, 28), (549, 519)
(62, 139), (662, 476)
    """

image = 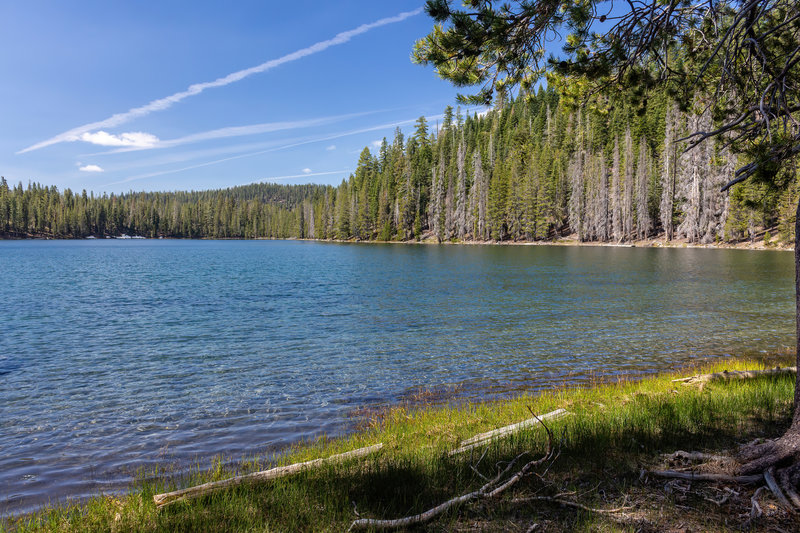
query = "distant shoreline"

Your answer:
(309, 233), (794, 252)
(3, 233), (793, 252)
